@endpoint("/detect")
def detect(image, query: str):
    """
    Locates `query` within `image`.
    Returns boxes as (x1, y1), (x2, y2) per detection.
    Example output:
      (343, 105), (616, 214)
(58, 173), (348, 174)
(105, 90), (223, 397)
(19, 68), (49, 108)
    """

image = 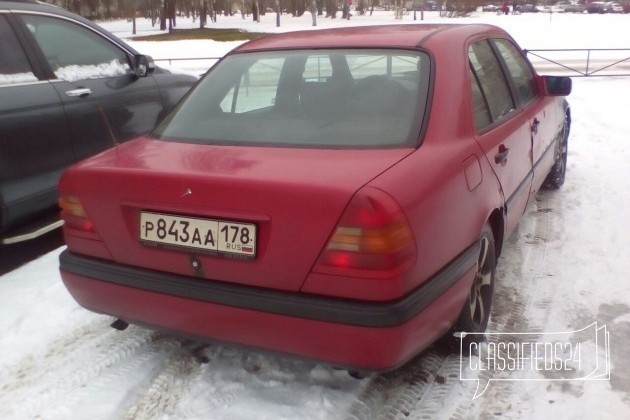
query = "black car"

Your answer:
(481, 4), (499, 12)
(519, 4), (541, 12)
(564, 3), (585, 13)
(0, 1), (197, 243)
(586, 1), (609, 13)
